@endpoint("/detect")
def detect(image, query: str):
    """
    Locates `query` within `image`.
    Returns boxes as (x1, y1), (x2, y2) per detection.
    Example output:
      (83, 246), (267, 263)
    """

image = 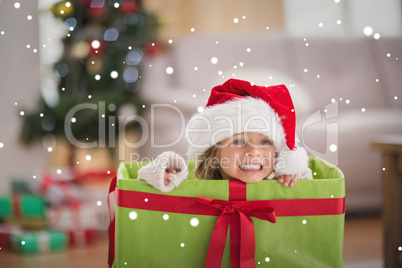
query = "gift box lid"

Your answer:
(116, 157), (345, 200)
